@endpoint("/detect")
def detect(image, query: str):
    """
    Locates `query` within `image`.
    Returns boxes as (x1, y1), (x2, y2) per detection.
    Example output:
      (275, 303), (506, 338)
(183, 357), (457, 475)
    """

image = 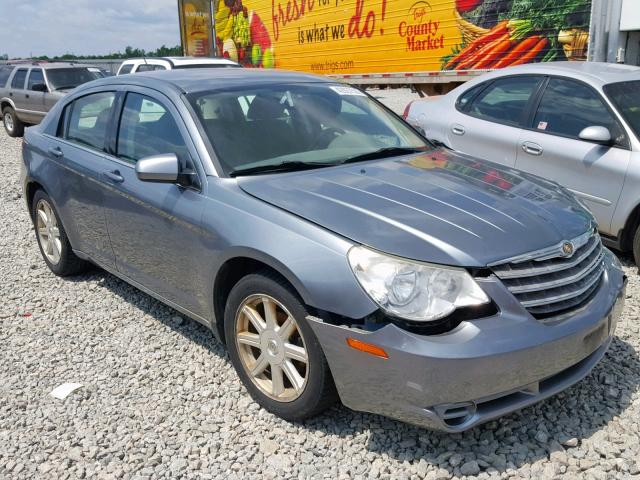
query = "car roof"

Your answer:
(121, 56), (238, 67)
(79, 68), (333, 95)
(479, 61), (640, 87)
(8, 62), (93, 70)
